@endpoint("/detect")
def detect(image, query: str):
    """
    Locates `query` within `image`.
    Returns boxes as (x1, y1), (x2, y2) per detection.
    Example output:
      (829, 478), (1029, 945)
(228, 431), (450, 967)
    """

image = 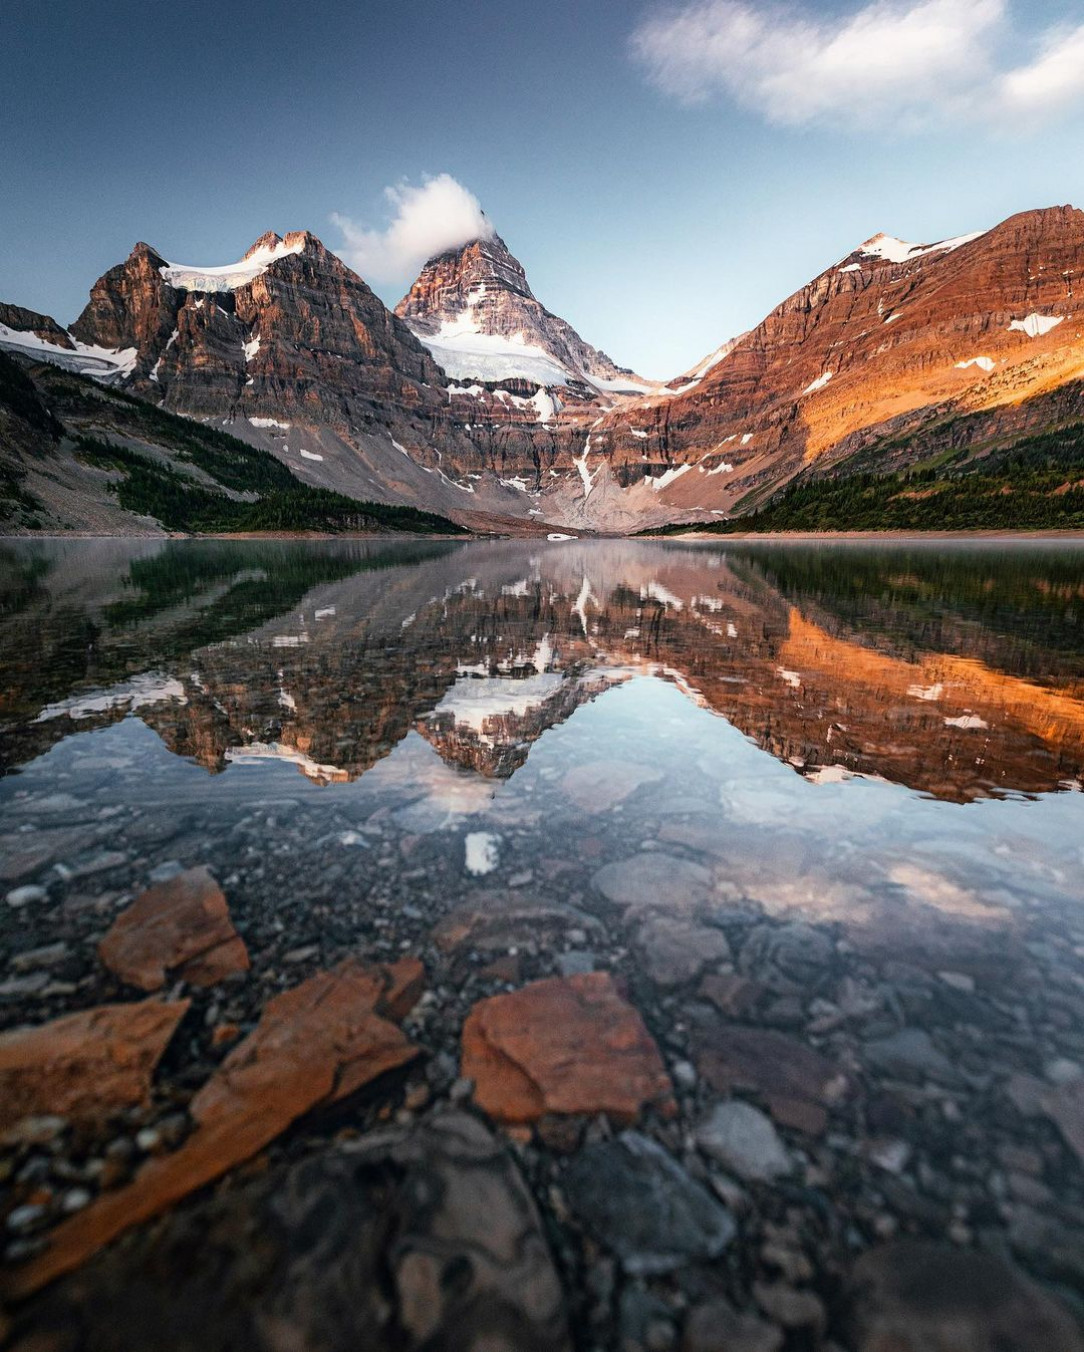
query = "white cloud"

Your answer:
(630, 0), (1084, 130)
(998, 22), (1084, 120)
(332, 174), (494, 283)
